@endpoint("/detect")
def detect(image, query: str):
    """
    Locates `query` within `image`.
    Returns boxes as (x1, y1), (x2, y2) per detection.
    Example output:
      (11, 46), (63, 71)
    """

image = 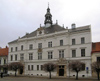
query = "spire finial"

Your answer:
(48, 2), (49, 8)
(56, 20), (58, 24)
